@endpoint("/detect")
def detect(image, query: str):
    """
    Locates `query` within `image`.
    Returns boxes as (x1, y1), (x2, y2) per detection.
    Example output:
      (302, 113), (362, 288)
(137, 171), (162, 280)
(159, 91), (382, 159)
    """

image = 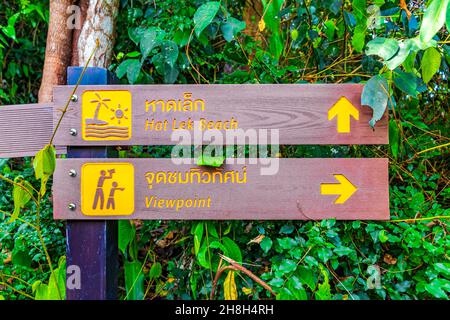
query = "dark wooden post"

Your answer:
(66, 67), (118, 300)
